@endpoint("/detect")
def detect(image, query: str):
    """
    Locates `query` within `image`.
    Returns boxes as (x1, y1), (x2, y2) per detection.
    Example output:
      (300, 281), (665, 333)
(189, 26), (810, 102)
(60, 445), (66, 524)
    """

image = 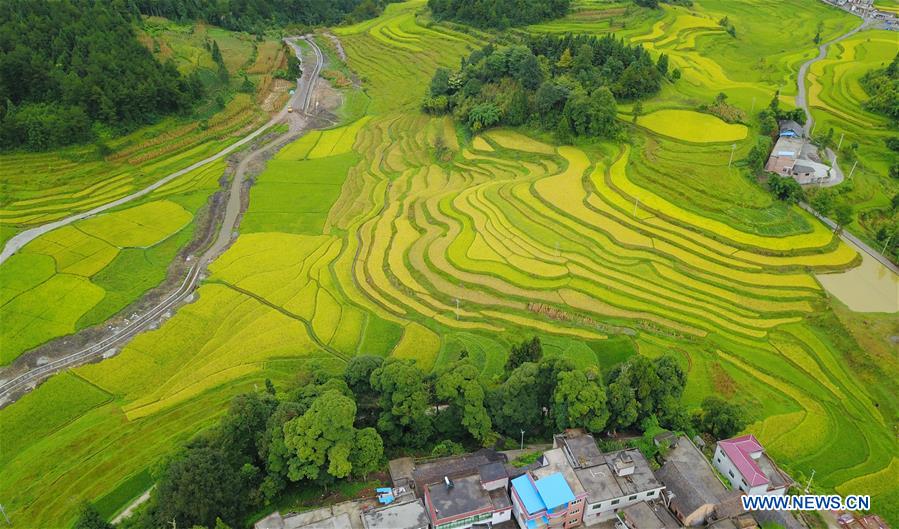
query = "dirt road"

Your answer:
(0, 35), (327, 405)
(0, 36), (321, 265)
